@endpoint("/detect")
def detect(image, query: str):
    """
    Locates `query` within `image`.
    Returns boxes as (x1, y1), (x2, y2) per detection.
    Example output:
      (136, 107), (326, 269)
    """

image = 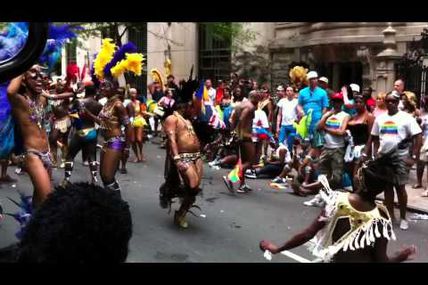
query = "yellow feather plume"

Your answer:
(289, 66), (308, 88)
(110, 53), (144, 78)
(94, 38), (117, 80)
